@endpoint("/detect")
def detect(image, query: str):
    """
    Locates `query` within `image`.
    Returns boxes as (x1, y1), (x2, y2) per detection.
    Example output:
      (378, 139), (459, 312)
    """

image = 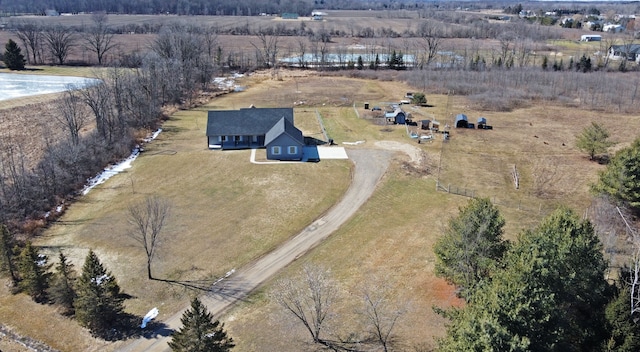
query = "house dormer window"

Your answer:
(288, 146), (298, 154)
